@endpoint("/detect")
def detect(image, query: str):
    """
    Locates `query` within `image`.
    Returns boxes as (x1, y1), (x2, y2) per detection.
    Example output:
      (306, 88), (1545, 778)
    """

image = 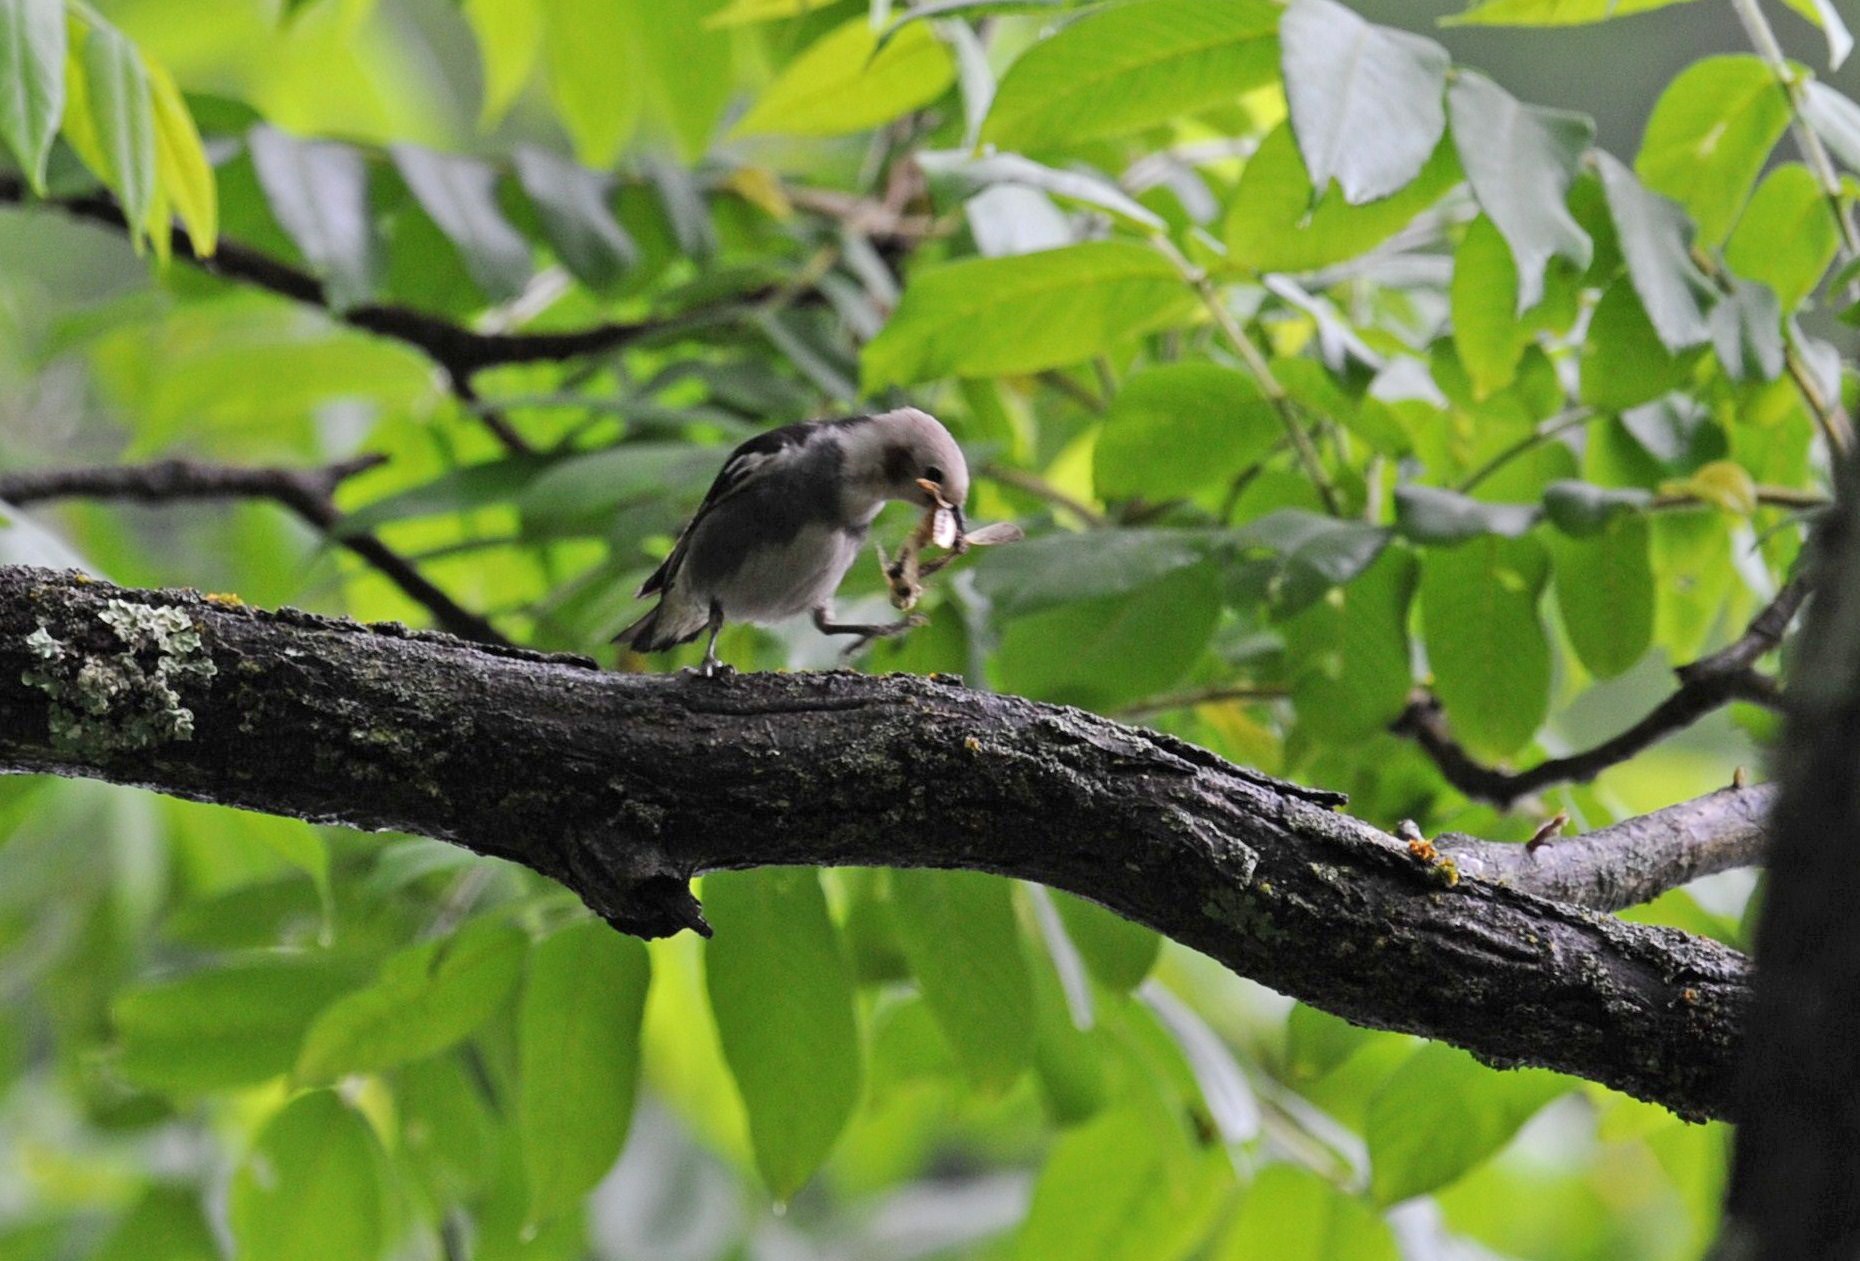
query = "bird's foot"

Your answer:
(837, 614), (929, 660)
(682, 659), (736, 680)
